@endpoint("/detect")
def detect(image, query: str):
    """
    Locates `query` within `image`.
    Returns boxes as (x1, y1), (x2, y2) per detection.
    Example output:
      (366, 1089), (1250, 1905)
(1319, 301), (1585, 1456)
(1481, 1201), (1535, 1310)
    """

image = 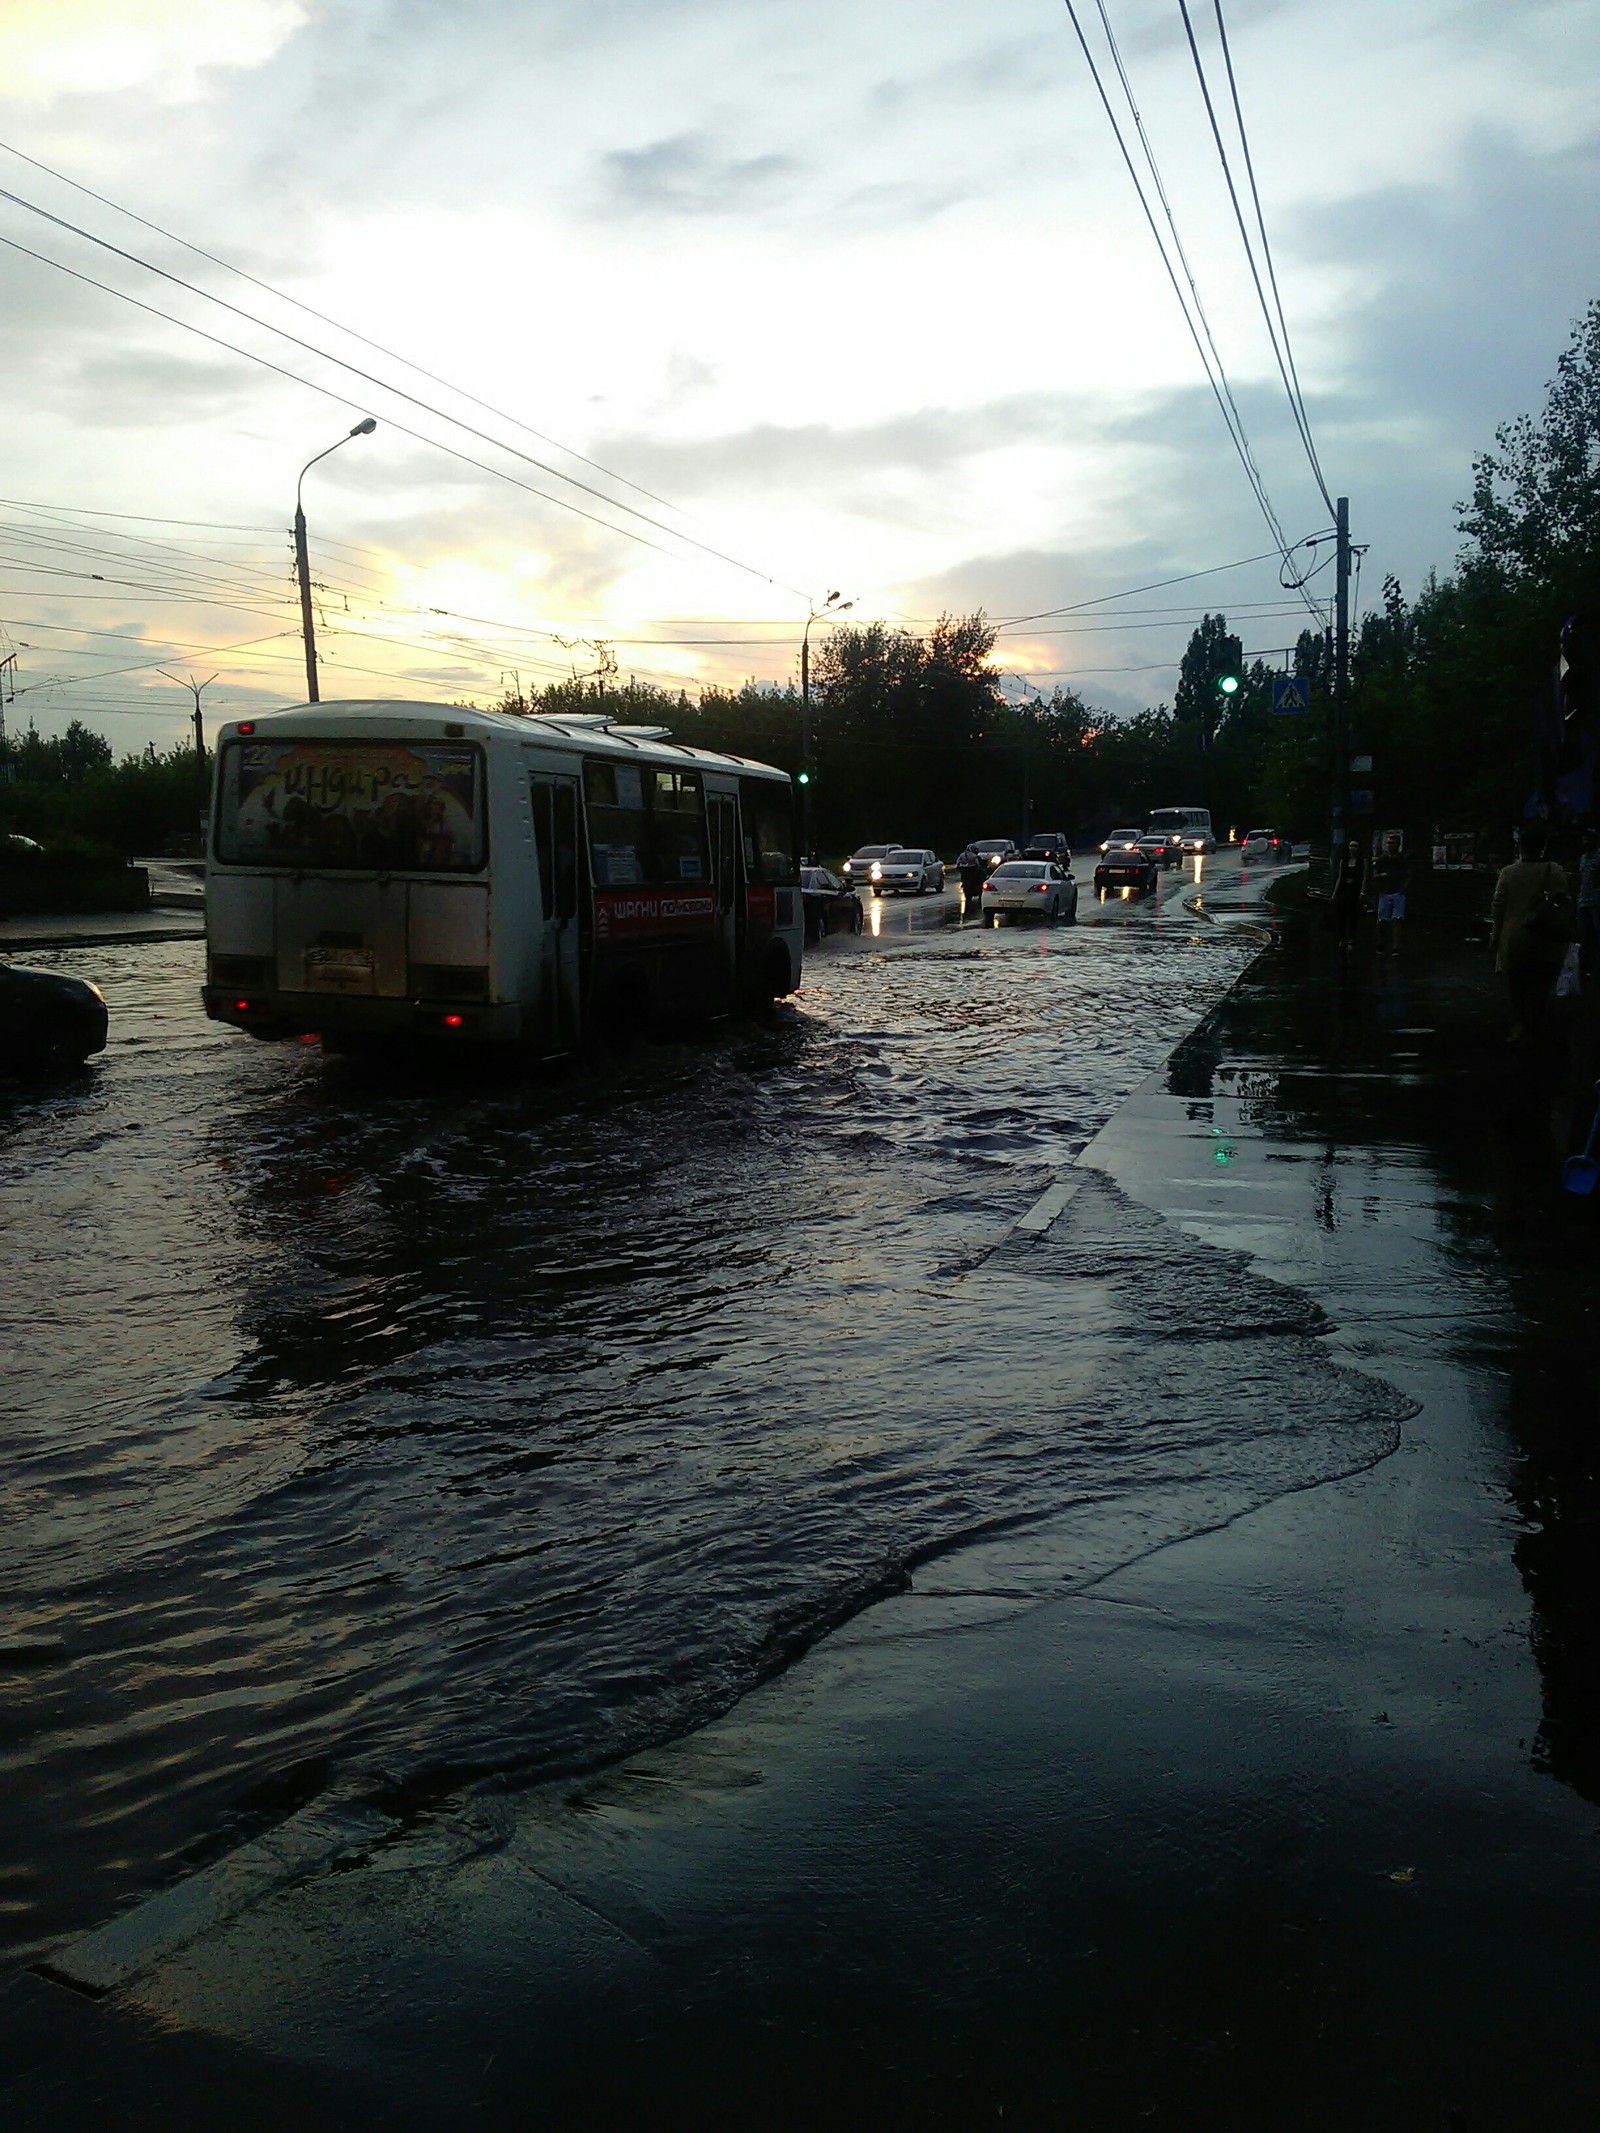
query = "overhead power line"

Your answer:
(1177, 0), (1333, 516)
(1056, 2), (1324, 625)
(0, 184), (803, 598)
(0, 136), (679, 517)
